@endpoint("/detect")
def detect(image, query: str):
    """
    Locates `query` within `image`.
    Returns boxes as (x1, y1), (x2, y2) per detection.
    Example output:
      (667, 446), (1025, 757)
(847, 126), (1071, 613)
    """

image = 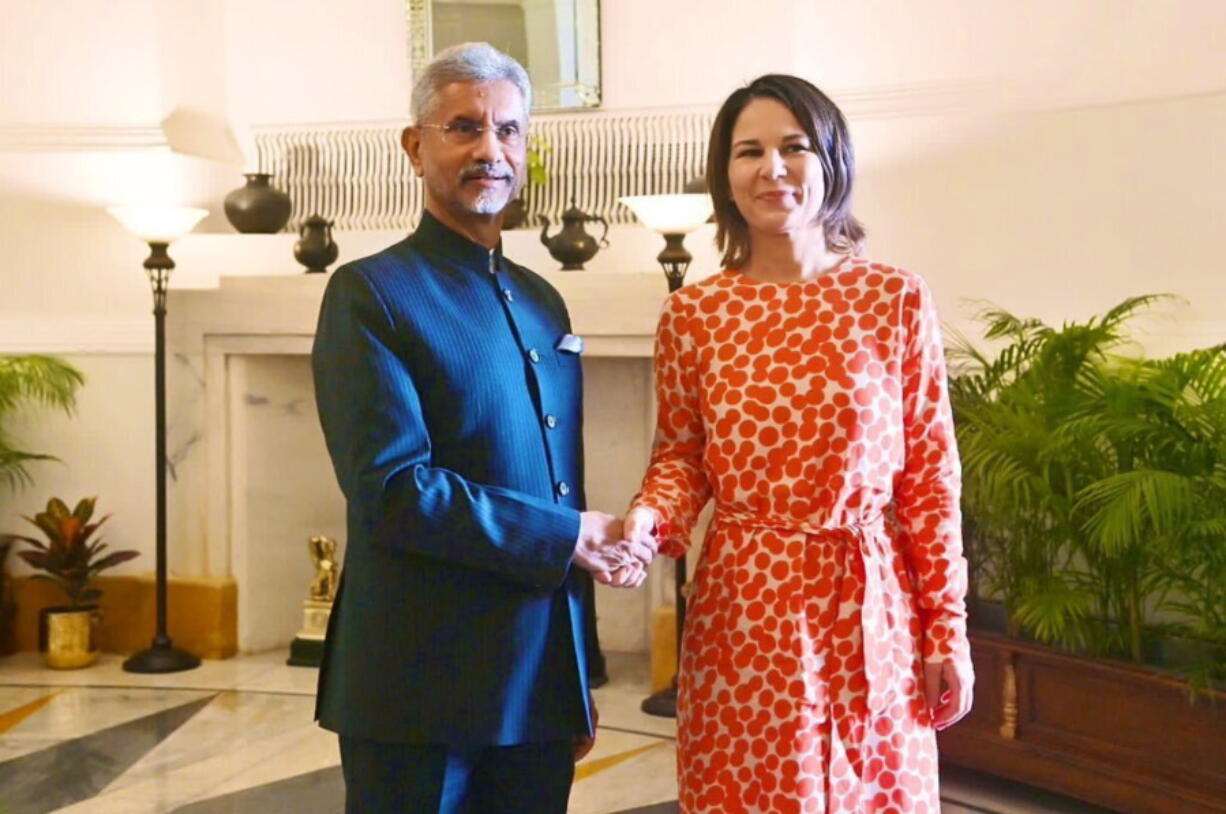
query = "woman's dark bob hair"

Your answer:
(707, 74), (865, 269)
